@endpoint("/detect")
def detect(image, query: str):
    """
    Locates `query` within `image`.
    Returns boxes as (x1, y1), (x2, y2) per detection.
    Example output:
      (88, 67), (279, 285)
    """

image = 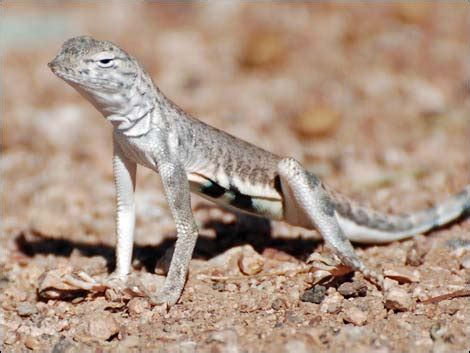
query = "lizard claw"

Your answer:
(63, 271), (108, 292)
